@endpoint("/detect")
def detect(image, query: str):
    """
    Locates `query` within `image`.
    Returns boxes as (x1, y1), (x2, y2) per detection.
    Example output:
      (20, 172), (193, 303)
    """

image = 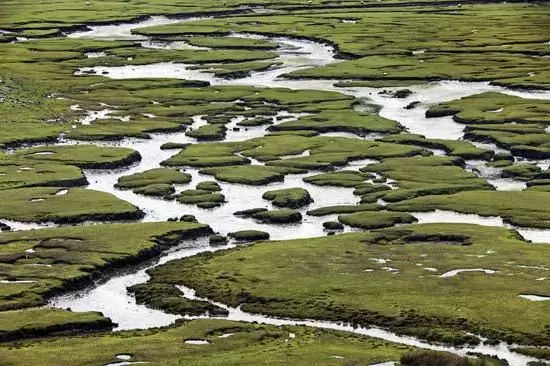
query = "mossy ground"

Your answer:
(0, 308), (113, 341)
(151, 224), (550, 346)
(0, 318), (430, 366)
(0, 0), (549, 360)
(0, 222), (210, 311)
